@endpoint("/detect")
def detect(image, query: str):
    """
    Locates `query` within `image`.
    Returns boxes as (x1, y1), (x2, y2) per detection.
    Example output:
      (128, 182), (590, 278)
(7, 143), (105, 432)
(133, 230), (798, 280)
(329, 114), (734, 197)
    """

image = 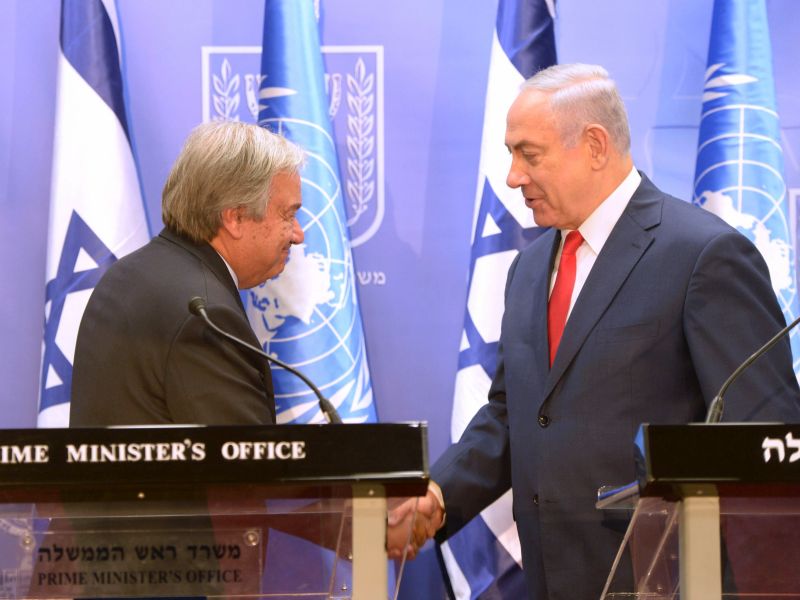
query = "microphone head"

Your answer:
(188, 296), (207, 316)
